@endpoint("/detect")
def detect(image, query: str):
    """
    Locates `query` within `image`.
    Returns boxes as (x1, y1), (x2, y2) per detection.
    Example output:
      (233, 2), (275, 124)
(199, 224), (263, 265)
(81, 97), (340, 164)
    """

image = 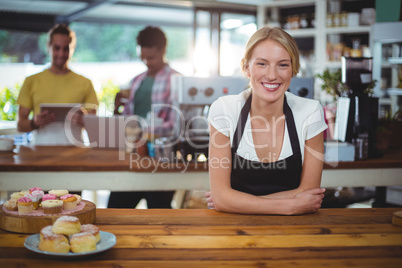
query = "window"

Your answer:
(220, 12), (256, 76)
(193, 8), (256, 77)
